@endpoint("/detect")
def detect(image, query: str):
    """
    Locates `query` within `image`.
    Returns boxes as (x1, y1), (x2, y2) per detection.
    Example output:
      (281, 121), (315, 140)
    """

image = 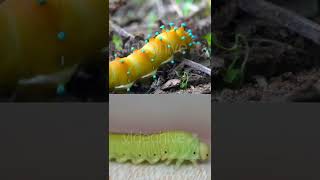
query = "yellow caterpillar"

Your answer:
(0, 0), (107, 95)
(109, 22), (198, 91)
